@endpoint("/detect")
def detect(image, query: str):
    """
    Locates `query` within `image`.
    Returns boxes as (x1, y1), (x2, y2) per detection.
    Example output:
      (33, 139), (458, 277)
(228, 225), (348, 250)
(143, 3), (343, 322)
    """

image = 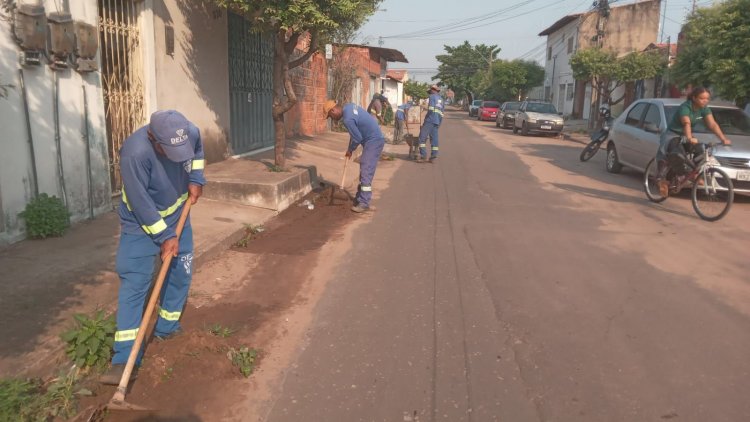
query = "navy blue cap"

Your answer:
(149, 110), (196, 162)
